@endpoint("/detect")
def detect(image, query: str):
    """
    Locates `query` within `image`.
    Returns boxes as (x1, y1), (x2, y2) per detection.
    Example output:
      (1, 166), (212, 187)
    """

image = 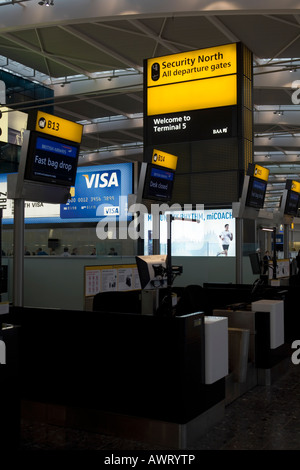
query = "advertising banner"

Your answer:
(0, 162), (133, 224)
